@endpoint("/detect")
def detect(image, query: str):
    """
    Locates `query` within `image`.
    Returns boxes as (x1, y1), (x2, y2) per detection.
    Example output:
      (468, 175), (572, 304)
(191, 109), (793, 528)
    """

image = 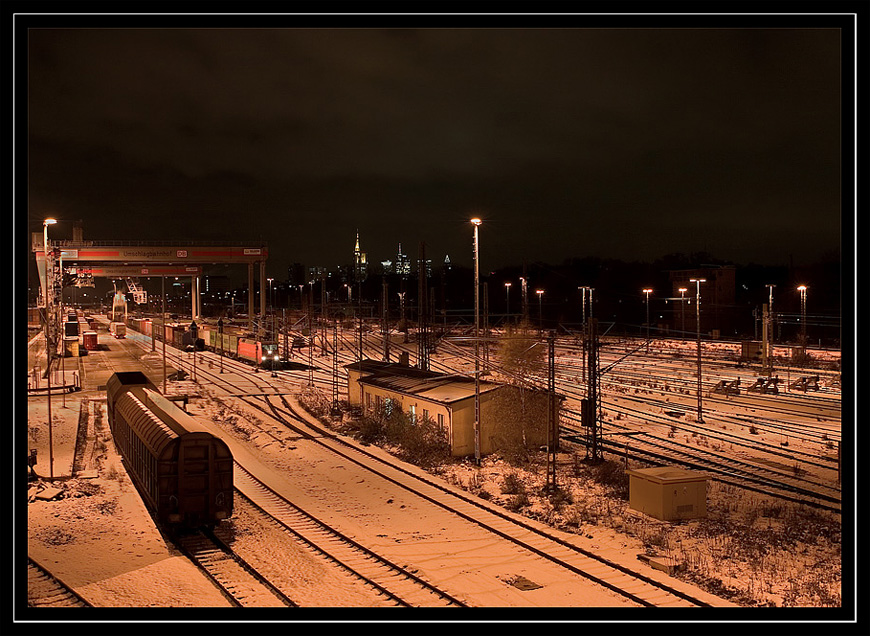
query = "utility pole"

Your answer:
(320, 271), (328, 357)
(520, 268), (528, 323)
(483, 281), (489, 370)
(691, 278), (706, 424)
(546, 332), (557, 491)
(472, 218), (482, 465)
(307, 283), (314, 386)
(382, 277), (390, 362)
(358, 279), (363, 362)
(332, 318), (340, 414)
(418, 242), (429, 371)
(766, 284), (776, 348)
(583, 318), (602, 463)
(162, 276), (167, 394)
(762, 303), (771, 376)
